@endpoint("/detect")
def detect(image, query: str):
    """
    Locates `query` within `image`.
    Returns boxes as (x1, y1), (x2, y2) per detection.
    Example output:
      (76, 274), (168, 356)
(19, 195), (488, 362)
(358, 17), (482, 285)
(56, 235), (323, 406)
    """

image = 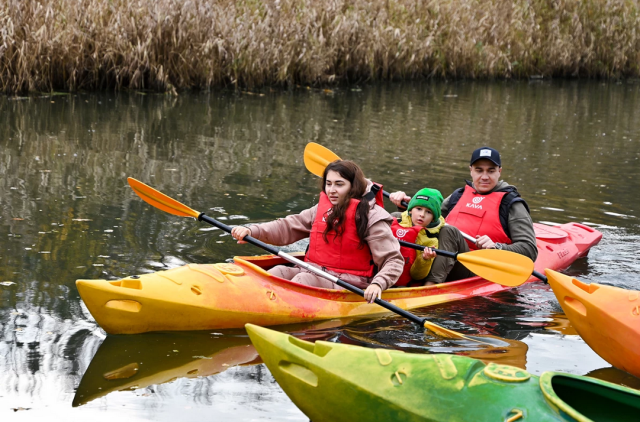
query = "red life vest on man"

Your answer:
(305, 185), (384, 277)
(445, 185), (512, 250)
(390, 220), (424, 287)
